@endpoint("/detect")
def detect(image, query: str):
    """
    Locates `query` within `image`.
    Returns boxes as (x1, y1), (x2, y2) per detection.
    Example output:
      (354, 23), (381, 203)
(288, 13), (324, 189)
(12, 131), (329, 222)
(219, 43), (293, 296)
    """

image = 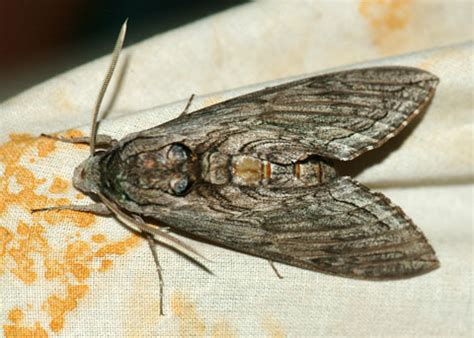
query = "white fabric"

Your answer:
(1, 1), (472, 336)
